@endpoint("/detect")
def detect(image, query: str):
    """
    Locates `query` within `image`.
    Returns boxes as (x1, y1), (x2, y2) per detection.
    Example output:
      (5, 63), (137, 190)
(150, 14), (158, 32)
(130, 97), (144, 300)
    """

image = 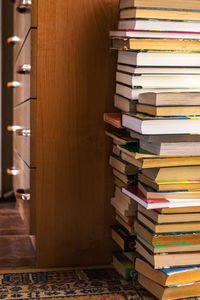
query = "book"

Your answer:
(138, 182), (200, 200)
(120, 7), (200, 21)
(139, 173), (200, 191)
(112, 28), (200, 38)
(103, 113), (122, 128)
(116, 214), (133, 234)
(116, 209), (135, 226)
(137, 210), (200, 233)
(157, 206), (200, 214)
(109, 155), (138, 175)
(111, 37), (200, 52)
(116, 72), (200, 89)
(122, 113), (200, 135)
(130, 130), (200, 143)
(115, 185), (137, 208)
(137, 233), (200, 254)
(112, 251), (136, 280)
(112, 144), (121, 157)
(118, 51), (200, 67)
(116, 83), (200, 100)
(138, 273), (200, 300)
(114, 94), (136, 113)
(114, 176), (127, 188)
(105, 130), (134, 145)
(135, 257), (200, 286)
(113, 169), (136, 185)
(142, 166), (200, 181)
(134, 220), (200, 246)
(137, 104), (200, 117)
(112, 225), (136, 251)
(121, 149), (200, 169)
(122, 186), (200, 209)
(117, 64), (200, 74)
(138, 204), (200, 224)
(111, 197), (136, 217)
(140, 140), (200, 156)
(138, 92), (200, 106)
(119, 0), (200, 10)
